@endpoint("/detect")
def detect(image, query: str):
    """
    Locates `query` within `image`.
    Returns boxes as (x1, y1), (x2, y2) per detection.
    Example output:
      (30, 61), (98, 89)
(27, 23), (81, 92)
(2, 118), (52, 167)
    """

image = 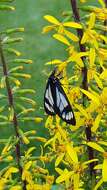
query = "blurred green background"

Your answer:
(0, 0), (99, 137)
(0, 0), (71, 136)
